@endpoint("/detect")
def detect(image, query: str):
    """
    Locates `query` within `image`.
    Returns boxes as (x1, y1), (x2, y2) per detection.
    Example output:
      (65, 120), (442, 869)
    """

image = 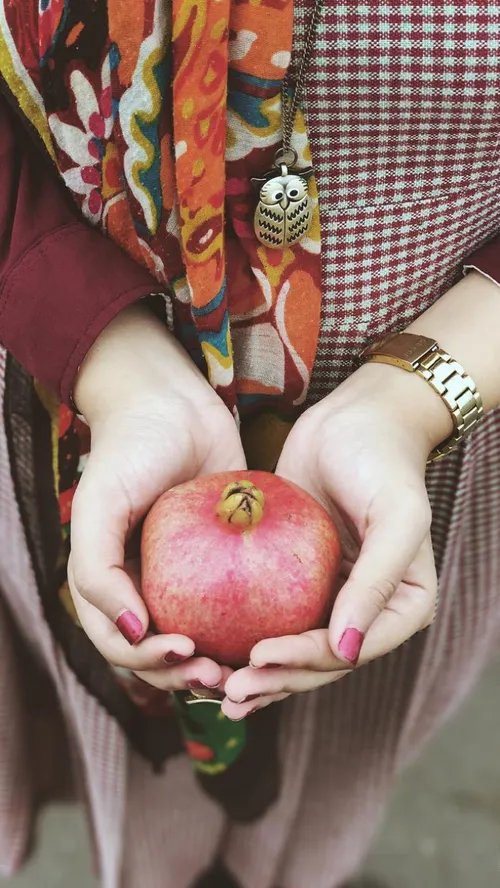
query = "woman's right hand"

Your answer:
(68, 303), (246, 692)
